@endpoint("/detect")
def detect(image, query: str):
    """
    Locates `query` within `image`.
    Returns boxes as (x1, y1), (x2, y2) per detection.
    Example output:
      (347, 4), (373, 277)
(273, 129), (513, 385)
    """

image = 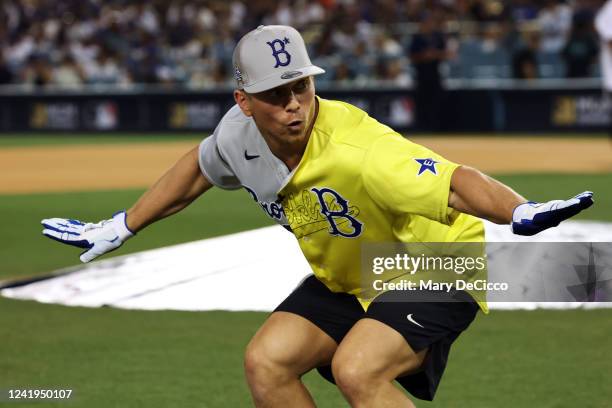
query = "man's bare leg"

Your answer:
(331, 318), (427, 408)
(244, 311), (337, 408)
